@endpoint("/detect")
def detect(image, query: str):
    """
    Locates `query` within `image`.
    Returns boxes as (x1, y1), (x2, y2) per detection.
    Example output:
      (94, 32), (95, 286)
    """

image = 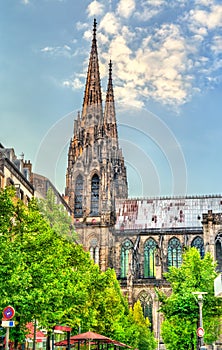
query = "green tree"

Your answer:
(157, 247), (222, 350)
(0, 187), (156, 350)
(0, 189), (88, 341)
(37, 188), (77, 241)
(131, 300), (157, 350)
